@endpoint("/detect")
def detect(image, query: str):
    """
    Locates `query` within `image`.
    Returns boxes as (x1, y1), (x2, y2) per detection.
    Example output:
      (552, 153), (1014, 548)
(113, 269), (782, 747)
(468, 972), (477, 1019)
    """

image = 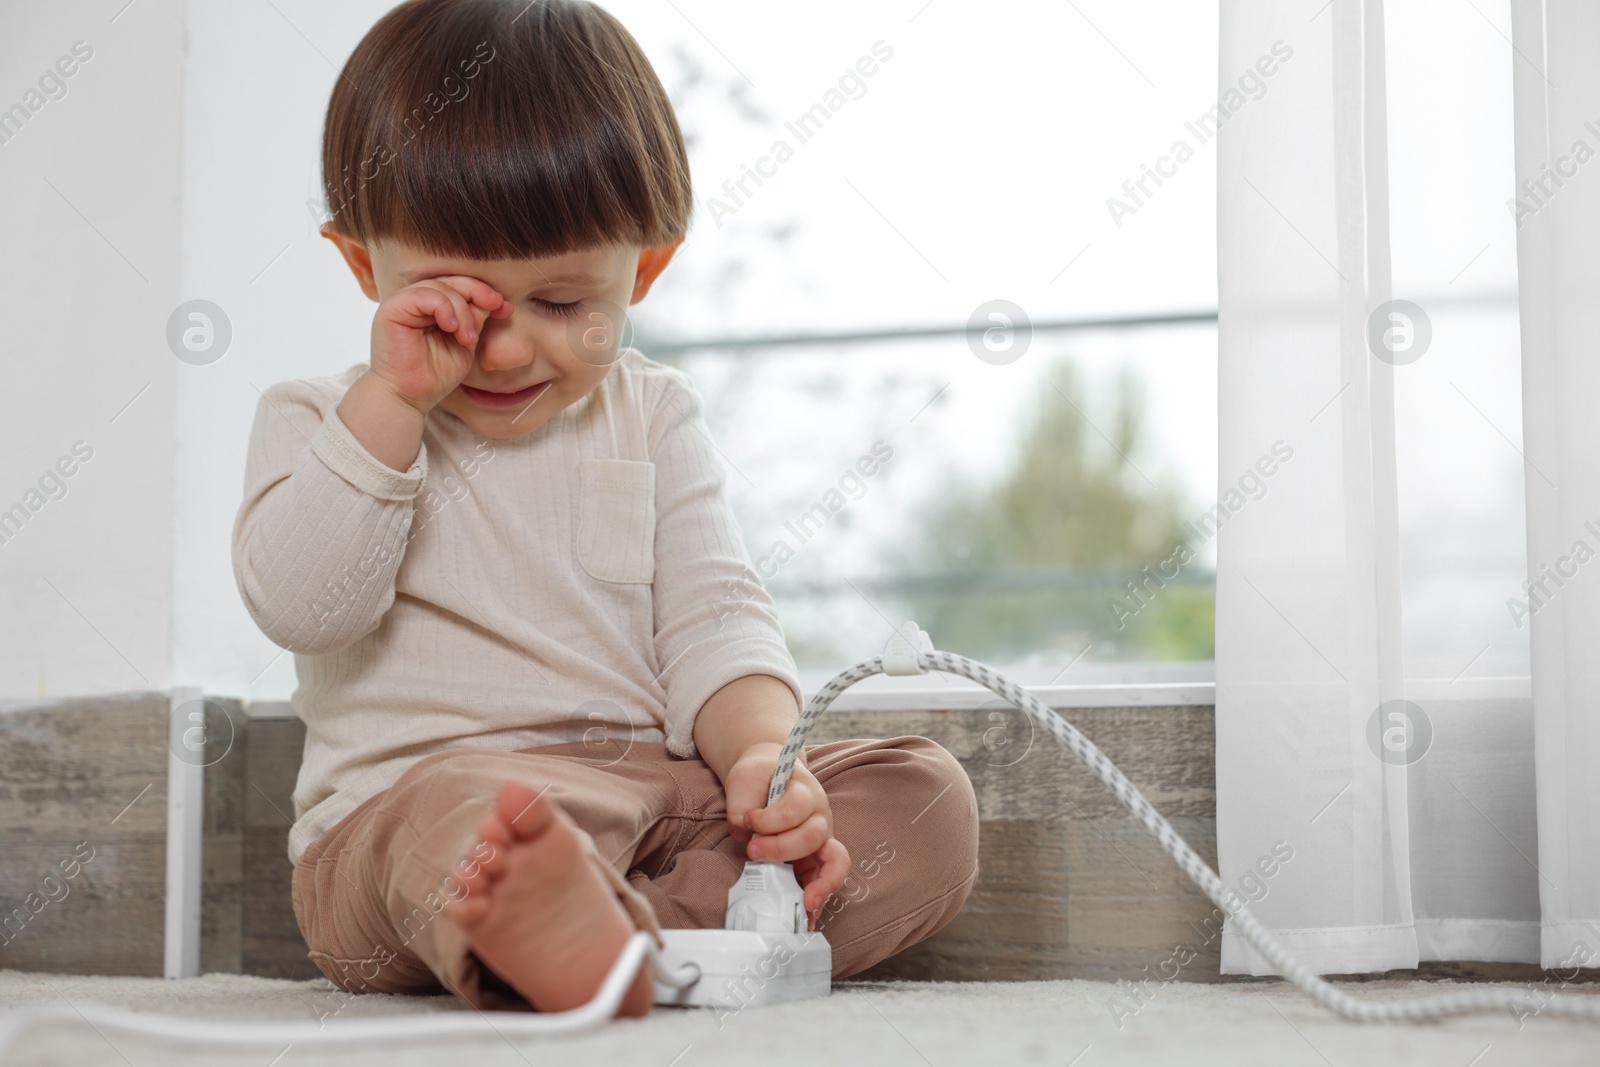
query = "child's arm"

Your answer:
(645, 369), (850, 923)
(691, 673), (799, 779)
(232, 378), (426, 654)
(232, 276), (508, 654)
(645, 368), (802, 756)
